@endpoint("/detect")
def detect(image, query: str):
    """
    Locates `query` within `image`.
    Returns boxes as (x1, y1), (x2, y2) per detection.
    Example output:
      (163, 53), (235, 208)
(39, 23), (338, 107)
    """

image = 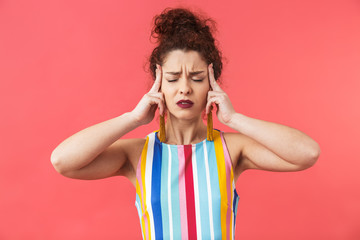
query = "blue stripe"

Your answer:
(233, 189), (239, 224)
(160, 144), (170, 238)
(170, 146), (182, 239)
(151, 140), (163, 239)
(135, 194), (142, 218)
(195, 143), (211, 238)
(207, 140), (222, 239)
